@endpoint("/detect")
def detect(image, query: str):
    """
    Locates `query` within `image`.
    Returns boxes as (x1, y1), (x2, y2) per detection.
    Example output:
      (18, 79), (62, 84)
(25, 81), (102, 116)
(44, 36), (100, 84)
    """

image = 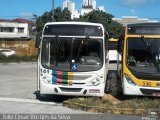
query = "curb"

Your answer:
(63, 101), (147, 115)
(0, 97), (61, 106)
